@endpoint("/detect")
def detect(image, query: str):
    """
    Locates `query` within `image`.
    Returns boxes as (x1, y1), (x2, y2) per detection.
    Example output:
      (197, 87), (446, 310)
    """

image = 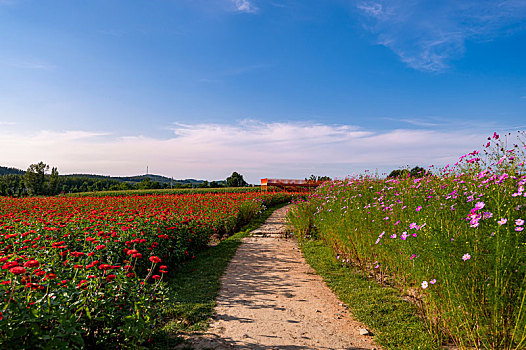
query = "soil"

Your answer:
(180, 205), (381, 350)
